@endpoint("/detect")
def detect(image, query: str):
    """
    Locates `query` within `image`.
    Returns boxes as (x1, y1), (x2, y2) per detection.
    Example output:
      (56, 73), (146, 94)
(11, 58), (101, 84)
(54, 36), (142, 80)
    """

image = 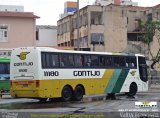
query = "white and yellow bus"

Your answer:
(10, 47), (148, 101)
